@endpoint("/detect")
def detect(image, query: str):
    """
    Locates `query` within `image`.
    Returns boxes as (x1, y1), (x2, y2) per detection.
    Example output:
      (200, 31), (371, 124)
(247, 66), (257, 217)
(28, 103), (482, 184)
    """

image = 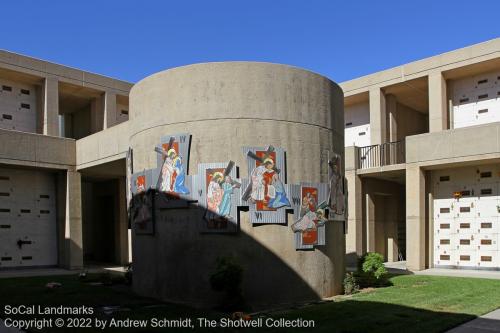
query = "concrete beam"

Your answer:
(428, 72), (448, 132)
(406, 165), (426, 271)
